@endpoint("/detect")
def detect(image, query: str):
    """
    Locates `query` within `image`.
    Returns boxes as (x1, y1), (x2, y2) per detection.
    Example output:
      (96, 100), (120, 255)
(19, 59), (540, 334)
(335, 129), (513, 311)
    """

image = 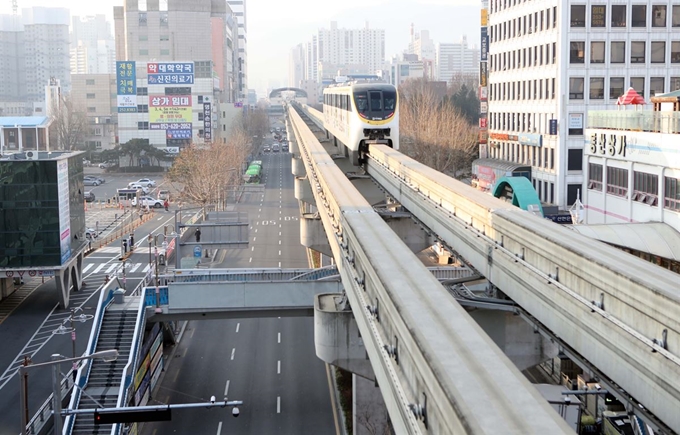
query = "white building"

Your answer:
(227, 0), (248, 100)
(289, 43), (306, 88)
(485, 0), (680, 210)
(70, 15), (115, 75)
(388, 54), (425, 87)
(407, 27), (436, 64)
(436, 36), (480, 82)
